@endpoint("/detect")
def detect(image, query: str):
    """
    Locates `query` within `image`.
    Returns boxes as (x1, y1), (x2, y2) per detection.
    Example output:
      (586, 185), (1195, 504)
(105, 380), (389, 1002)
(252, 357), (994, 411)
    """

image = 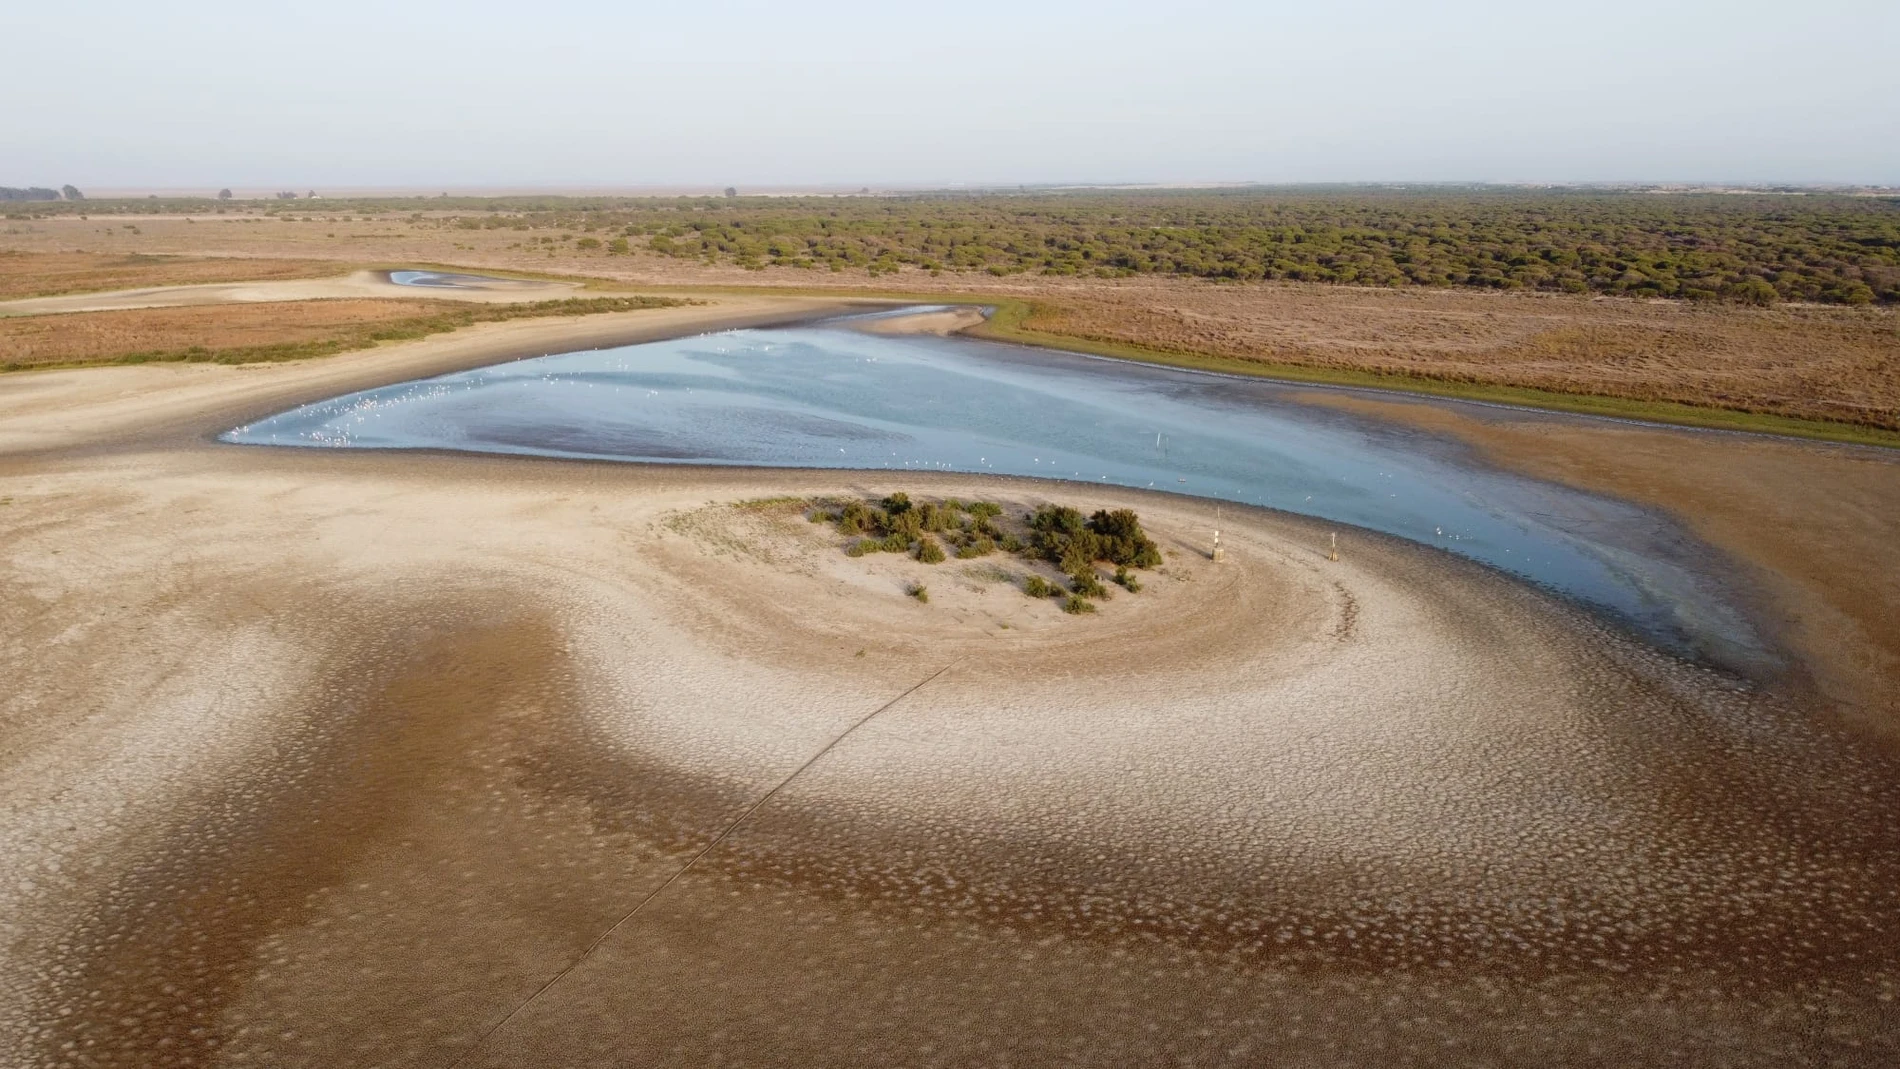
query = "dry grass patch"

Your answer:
(0, 299), (448, 368)
(1005, 283), (1900, 431)
(0, 251), (346, 300)
(7, 218), (1895, 434)
(0, 294), (689, 371)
